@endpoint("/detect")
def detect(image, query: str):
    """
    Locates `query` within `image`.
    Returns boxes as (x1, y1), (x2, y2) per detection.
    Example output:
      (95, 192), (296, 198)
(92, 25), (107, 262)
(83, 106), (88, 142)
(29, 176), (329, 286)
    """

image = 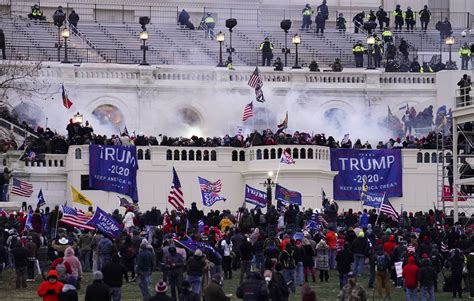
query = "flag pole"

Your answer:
(274, 157), (283, 184)
(374, 192), (386, 225)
